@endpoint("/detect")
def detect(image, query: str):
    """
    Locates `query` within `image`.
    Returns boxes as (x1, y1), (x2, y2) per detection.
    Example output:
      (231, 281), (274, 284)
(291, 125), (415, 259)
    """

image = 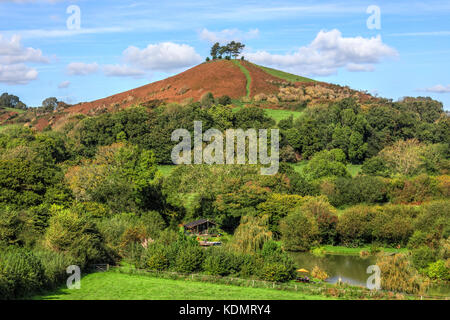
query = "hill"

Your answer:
(63, 59), (375, 115)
